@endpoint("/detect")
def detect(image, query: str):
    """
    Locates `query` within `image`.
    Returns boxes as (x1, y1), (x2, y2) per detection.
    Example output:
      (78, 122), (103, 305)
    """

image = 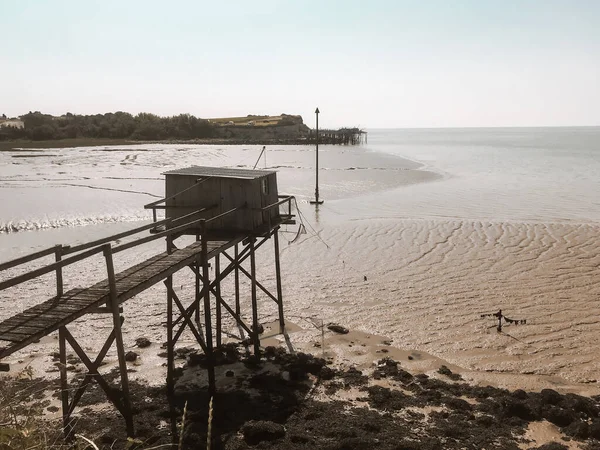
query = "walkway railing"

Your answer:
(0, 204), (242, 298)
